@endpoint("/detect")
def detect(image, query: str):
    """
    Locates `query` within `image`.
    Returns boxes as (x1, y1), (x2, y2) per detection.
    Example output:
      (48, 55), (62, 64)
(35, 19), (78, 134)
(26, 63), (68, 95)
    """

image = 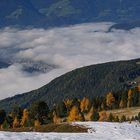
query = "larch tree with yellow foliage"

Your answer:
(67, 106), (84, 122)
(80, 97), (90, 113)
(84, 106), (94, 121)
(106, 92), (115, 109)
(99, 111), (108, 121)
(21, 109), (29, 127)
(84, 106), (99, 121)
(13, 117), (20, 128)
(53, 111), (60, 124)
(127, 89), (133, 108)
(53, 111), (64, 124)
(64, 99), (73, 110)
(34, 119), (40, 128)
(119, 99), (125, 108)
(137, 85), (140, 92)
